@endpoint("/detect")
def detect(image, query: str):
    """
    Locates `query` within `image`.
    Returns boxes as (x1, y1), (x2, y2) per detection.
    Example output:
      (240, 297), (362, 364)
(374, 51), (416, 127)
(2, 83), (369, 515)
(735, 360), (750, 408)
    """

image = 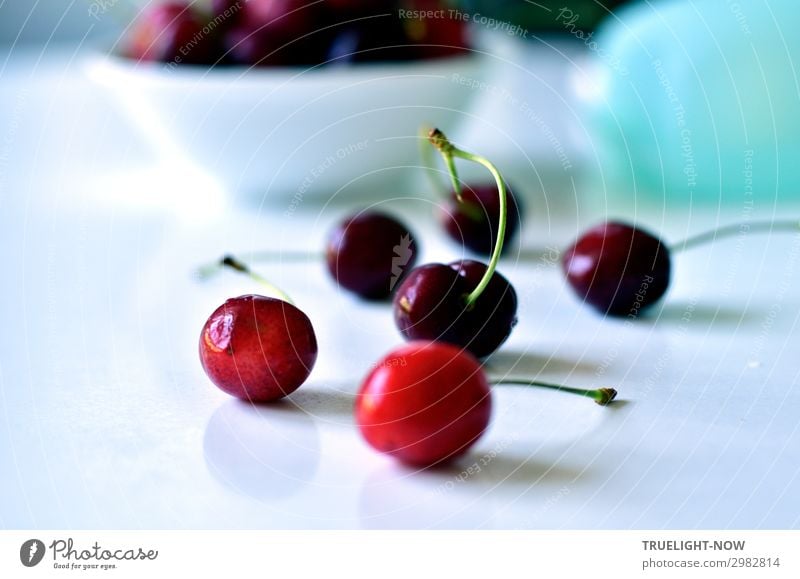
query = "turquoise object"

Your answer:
(579, 0), (800, 205)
